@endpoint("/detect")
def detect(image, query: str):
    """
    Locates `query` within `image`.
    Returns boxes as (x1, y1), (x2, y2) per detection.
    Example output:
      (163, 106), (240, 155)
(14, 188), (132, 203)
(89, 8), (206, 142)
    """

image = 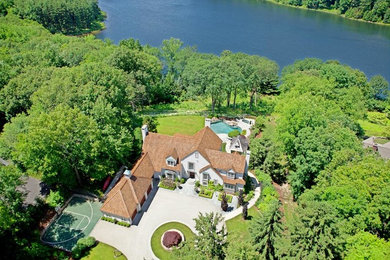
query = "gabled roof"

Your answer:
(101, 153), (153, 219)
(100, 176), (139, 219)
(205, 149), (246, 173)
(143, 127), (222, 172)
(132, 152), (155, 179)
